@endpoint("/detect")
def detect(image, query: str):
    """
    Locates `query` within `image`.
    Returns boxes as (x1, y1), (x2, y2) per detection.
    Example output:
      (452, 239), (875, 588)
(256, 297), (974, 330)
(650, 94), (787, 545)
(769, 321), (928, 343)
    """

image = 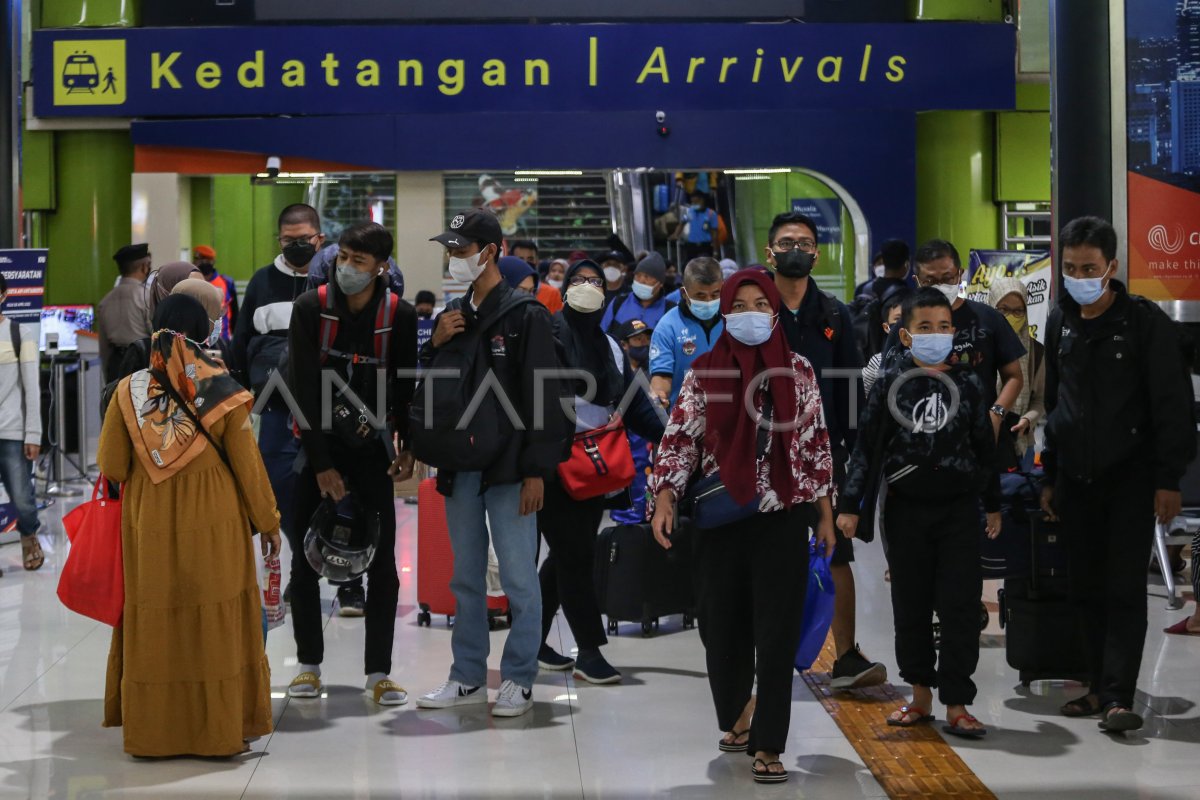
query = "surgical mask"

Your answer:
(565, 283), (606, 314)
(631, 281), (656, 301)
(336, 264), (377, 295)
(206, 318), (222, 347)
(874, 264), (886, 278)
(603, 266), (624, 284)
(282, 240), (317, 268)
(1063, 272), (1109, 306)
(691, 204), (703, 211)
(687, 293), (720, 321)
(546, 278), (563, 290)
(908, 333), (954, 365)
(771, 250), (816, 279)
(448, 249), (488, 284)
(628, 345), (649, 364)
(1003, 313), (1026, 335)
(933, 283), (961, 304)
(724, 311), (775, 346)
